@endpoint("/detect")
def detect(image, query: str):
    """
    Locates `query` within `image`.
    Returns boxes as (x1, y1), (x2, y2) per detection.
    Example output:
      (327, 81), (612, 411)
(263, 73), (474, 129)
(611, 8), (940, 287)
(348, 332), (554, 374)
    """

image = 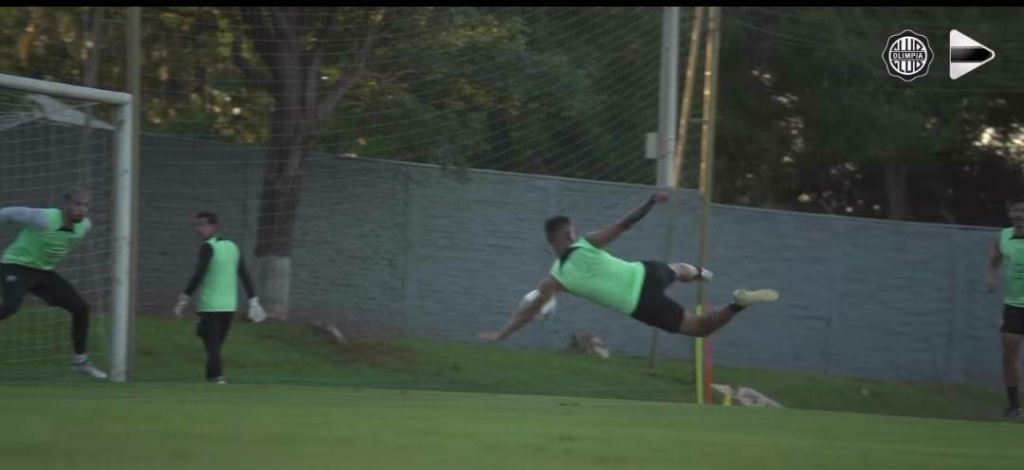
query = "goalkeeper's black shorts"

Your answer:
(0, 263), (87, 316)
